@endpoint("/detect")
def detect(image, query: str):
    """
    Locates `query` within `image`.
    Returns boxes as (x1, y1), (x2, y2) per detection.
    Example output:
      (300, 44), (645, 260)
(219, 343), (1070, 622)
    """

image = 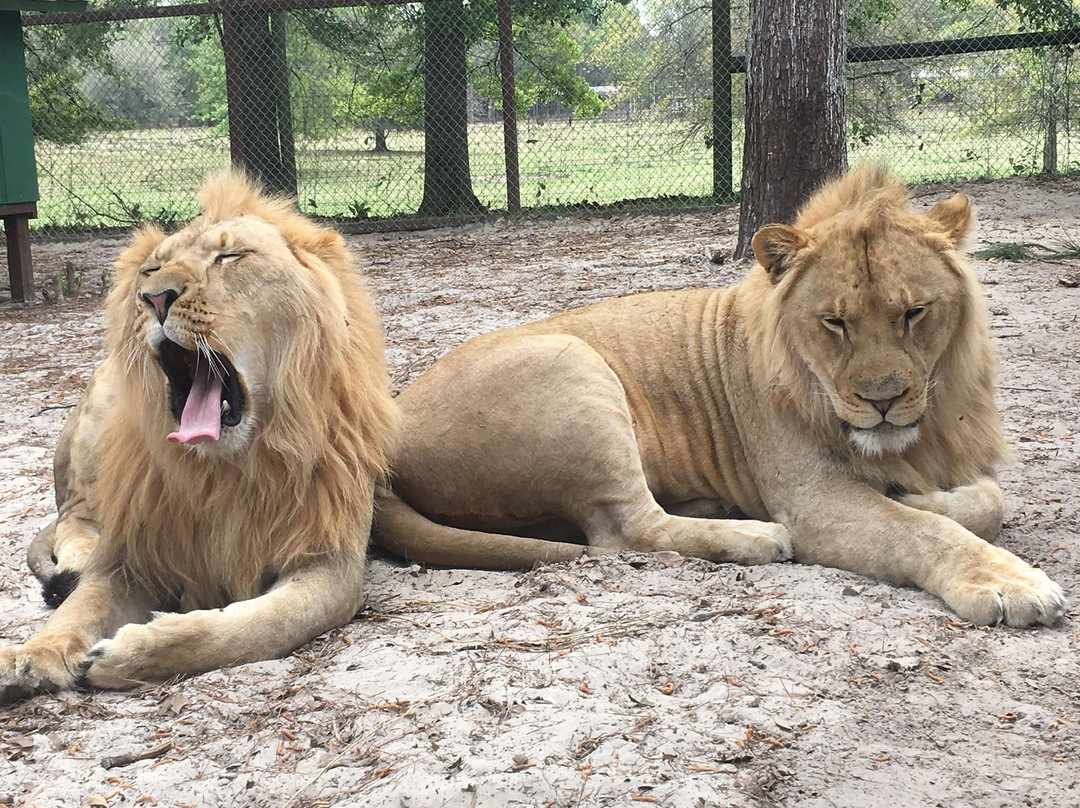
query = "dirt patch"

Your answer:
(0, 176), (1078, 807)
